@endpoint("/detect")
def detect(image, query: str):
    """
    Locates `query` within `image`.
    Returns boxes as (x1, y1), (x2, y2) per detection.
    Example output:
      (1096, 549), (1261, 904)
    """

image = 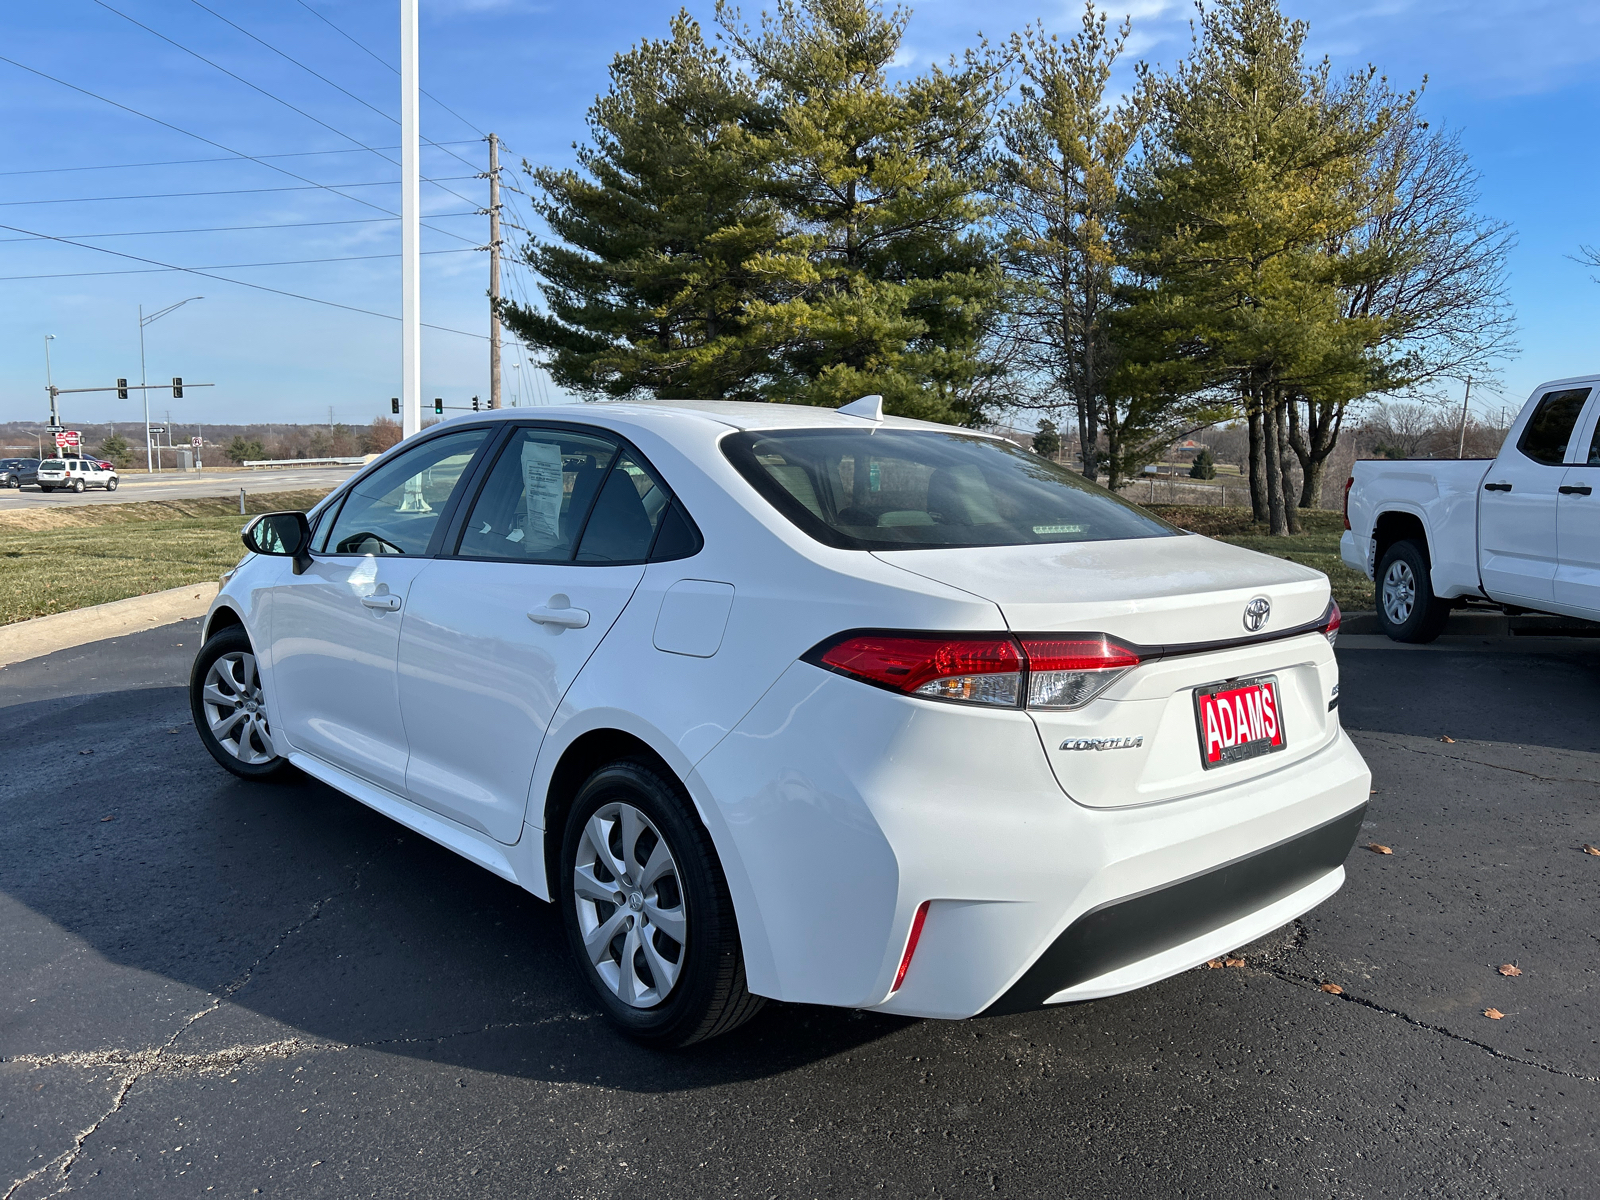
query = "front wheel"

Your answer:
(559, 760), (763, 1048)
(105, 476), (118, 491)
(1377, 539), (1451, 643)
(189, 626), (293, 780)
